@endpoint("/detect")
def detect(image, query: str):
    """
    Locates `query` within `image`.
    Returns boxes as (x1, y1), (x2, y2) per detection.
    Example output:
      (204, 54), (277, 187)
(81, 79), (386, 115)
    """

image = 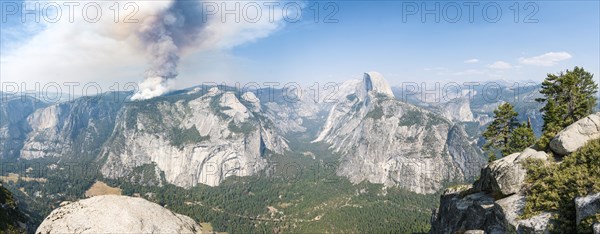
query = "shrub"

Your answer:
(522, 139), (600, 232)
